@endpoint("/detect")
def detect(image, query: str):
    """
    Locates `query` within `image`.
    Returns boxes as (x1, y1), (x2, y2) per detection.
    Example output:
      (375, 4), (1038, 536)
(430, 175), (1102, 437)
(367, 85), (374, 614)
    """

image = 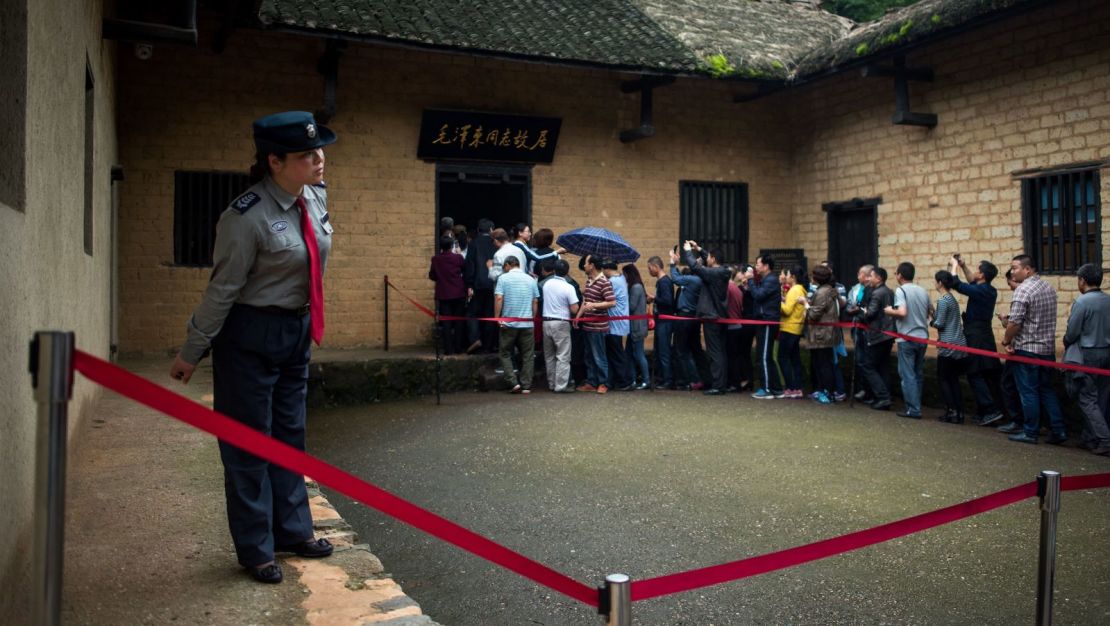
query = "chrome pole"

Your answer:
(1036, 470), (1061, 626)
(602, 573), (631, 626)
(30, 331), (75, 626)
